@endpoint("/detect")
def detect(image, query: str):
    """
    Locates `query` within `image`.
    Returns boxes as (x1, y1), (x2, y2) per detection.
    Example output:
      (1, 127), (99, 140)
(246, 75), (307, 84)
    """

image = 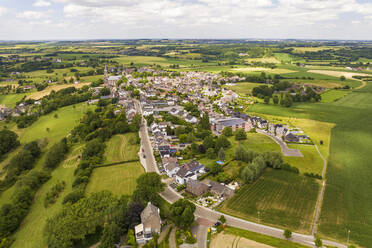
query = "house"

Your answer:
(185, 115), (198, 124)
(208, 180), (234, 198)
(162, 157), (179, 177)
(176, 160), (205, 185)
(285, 133), (300, 143)
(135, 202), (162, 244)
(211, 118), (251, 134)
(186, 180), (209, 196)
